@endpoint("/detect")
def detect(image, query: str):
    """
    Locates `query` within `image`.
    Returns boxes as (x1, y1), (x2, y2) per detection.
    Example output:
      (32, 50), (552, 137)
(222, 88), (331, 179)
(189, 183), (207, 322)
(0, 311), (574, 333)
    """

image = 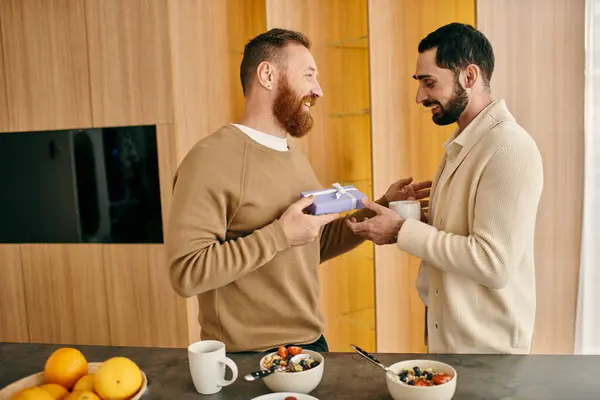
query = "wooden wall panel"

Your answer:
(86, 0), (173, 127)
(477, 0), (585, 354)
(167, 0), (233, 345)
(168, 0), (232, 163)
(0, 246), (29, 342)
(227, 0), (267, 121)
(266, 0), (376, 352)
(0, 15), (8, 133)
(156, 124), (177, 229)
(0, 0), (92, 132)
(368, 0), (476, 353)
(20, 245), (110, 345)
(103, 245), (188, 347)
